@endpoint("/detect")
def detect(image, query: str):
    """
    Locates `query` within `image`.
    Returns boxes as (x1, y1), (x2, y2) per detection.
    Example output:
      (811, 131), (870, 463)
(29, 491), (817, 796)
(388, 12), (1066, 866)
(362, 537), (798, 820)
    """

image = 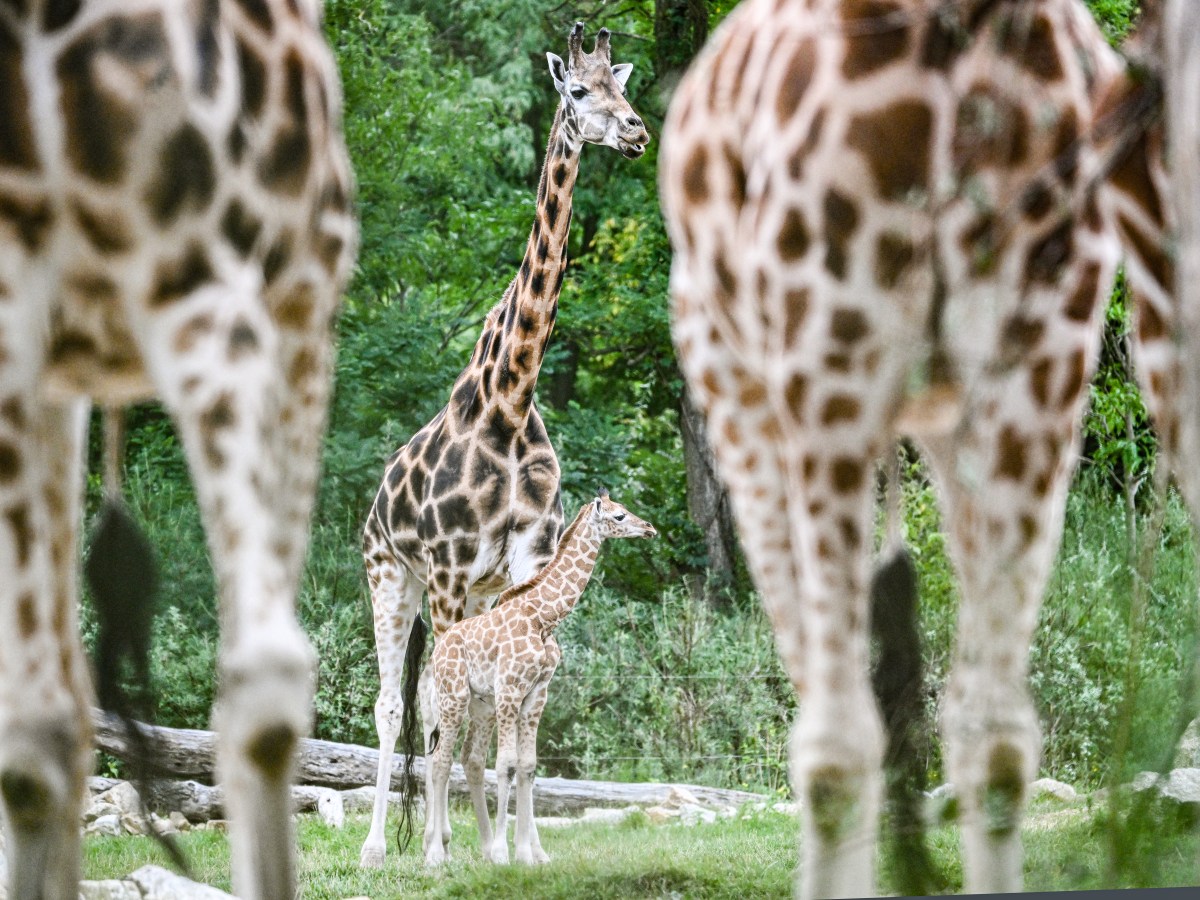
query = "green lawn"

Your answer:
(83, 798), (1200, 898)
